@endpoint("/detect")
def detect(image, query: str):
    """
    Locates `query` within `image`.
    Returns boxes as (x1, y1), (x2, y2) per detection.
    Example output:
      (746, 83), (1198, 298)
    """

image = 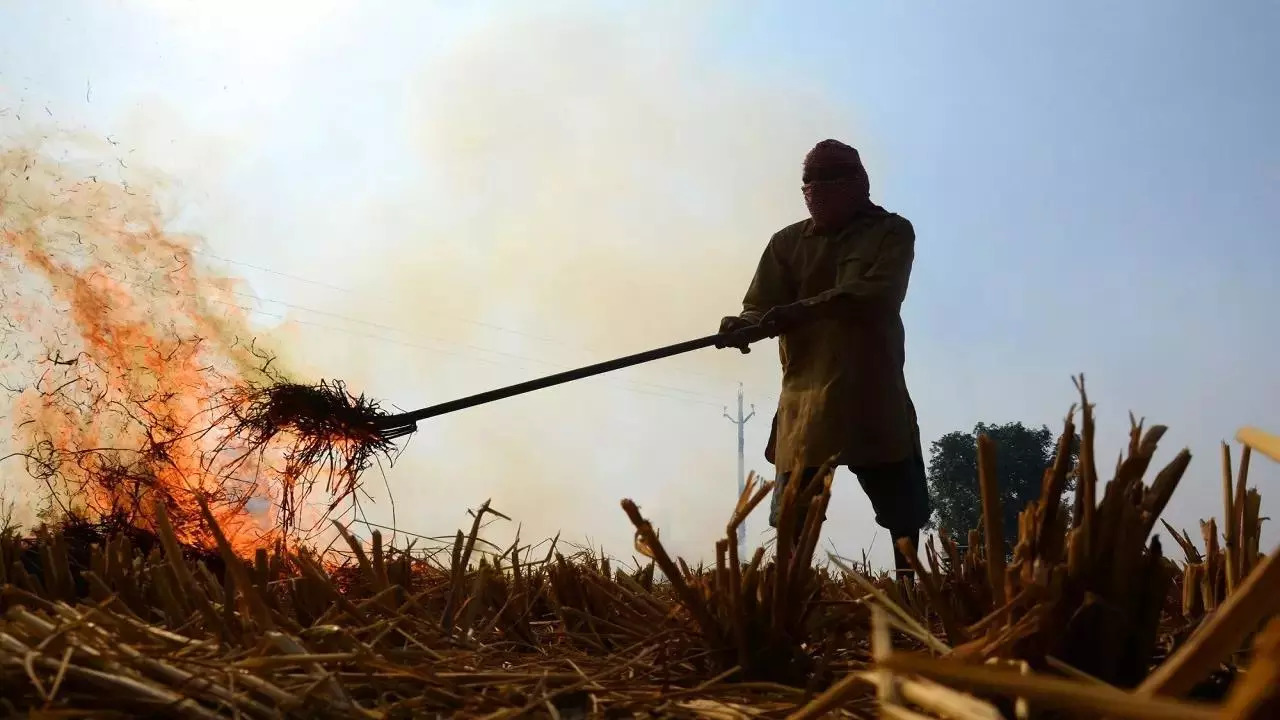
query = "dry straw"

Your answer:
(1, 381), (1277, 718)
